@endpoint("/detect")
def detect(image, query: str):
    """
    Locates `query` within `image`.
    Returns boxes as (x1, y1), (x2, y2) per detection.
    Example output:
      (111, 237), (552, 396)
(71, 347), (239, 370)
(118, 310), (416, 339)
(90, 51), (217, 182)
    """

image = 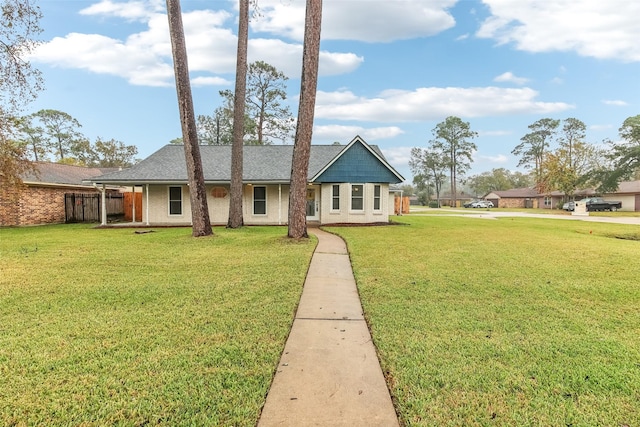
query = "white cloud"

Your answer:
(191, 76), (232, 87)
(80, 0), (165, 21)
(248, 39), (363, 78)
(313, 125), (404, 142)
(315, 87), (574, 122)
(477, 153), (509, 164)
(602, 99), (628, 107)
(589, 124), (613, 132)
(32, 3), (364, 87)
(381, 146), (413, 171)
(479, 130), (512, 137)
(478, 1), (640, 62)
(494, 71), (529, 85)
(252, 0), (457, 42)
(33, 32), (174, 87)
